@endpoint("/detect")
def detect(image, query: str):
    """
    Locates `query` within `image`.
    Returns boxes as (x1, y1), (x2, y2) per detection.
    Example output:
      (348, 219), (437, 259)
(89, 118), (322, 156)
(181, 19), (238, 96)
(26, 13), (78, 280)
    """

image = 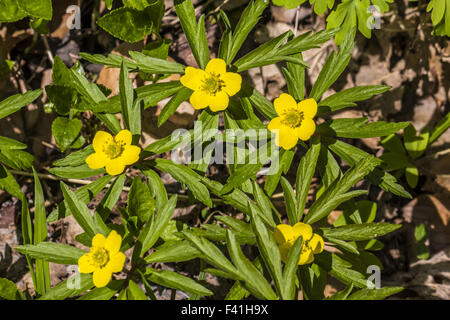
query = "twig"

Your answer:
(41, 35), (54, 64)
